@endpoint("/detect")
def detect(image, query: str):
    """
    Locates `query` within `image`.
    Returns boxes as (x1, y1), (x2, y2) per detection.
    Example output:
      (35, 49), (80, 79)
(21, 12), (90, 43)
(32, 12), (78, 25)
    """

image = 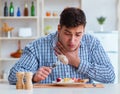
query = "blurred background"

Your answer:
(0, 0), (119, 83)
